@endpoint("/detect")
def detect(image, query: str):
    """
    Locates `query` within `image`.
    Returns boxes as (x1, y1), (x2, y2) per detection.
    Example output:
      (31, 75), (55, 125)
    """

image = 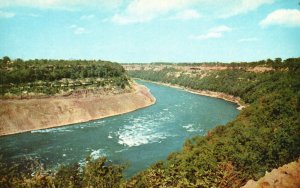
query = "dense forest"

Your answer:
(0, 57), (129, 98)
(126, 58), (300, 187)
(0, 58), (299, 187)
